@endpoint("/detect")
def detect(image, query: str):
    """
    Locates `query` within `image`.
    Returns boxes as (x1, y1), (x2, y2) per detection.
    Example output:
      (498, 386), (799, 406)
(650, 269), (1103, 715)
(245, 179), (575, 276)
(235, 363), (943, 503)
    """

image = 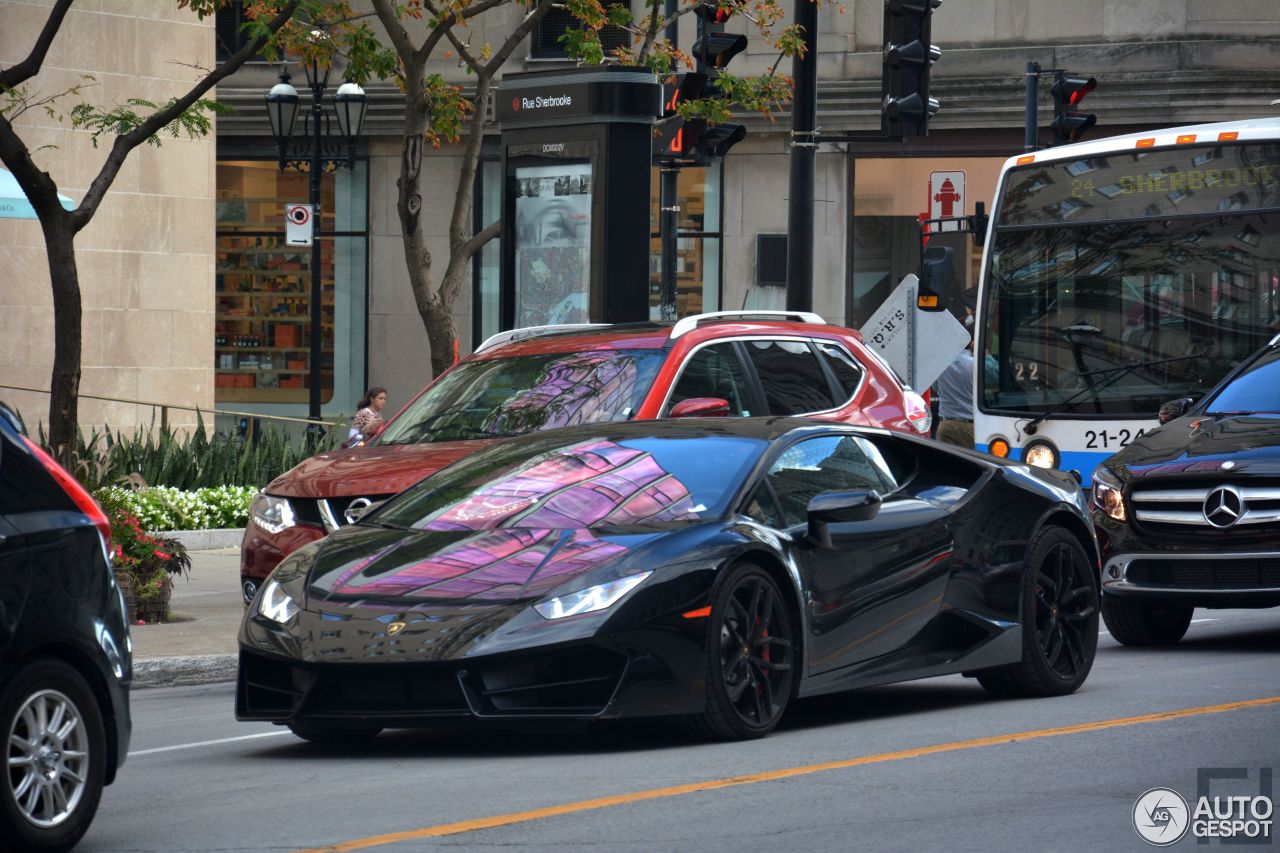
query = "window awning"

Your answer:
(0, 168), (76, 219)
